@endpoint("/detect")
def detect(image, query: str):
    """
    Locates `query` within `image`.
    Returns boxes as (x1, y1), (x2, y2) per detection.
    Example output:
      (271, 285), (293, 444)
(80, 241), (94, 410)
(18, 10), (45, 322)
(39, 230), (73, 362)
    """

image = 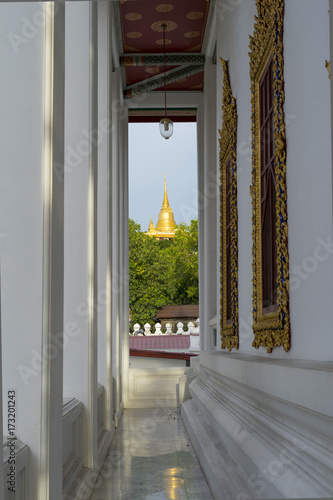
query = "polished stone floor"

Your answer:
(89, 408), (214, 500)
